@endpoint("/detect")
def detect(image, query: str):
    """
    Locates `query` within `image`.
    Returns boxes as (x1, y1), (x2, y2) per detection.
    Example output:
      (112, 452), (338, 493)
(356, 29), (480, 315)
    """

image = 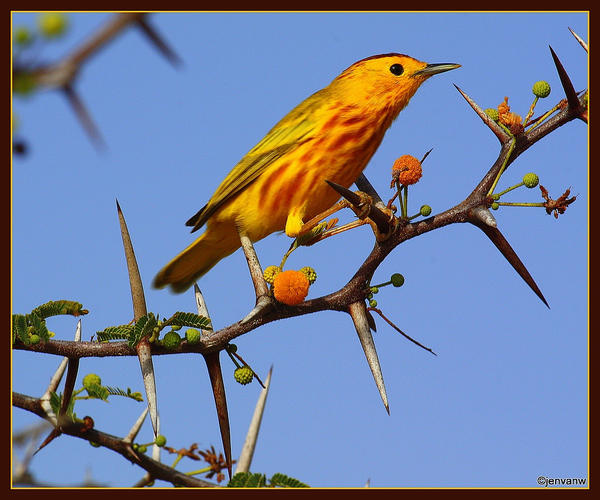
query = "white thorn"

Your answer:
(40, 320), (82, 423)
(123, 407), (149, 444)
(472, 206), (497, 228)
(137, 342), (159, 435)
(348, 302), (389, 413)
(235, 366), (273, 474)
